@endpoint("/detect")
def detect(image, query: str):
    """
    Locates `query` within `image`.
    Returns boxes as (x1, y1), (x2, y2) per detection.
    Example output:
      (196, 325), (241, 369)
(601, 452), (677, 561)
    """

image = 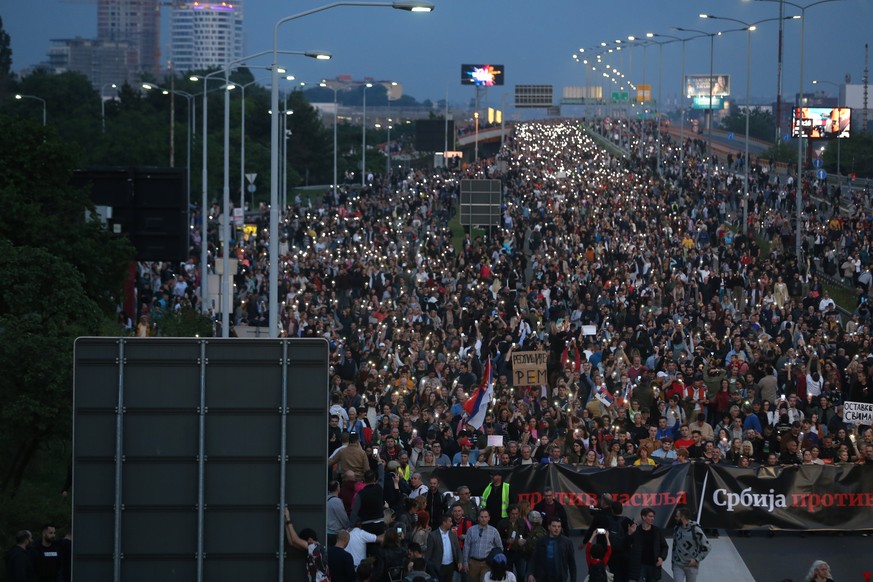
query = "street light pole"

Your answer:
(320, 82), (341, 203)
(362, 82), (372, 186)
(700, 14), (799, 235)
(386, 82), (398, 179)
(649, 32), (704, 193)
(100, 83), (117, 133)
(813, 79), (843, 186)
(270, 1), (433, 339)
(14, 94), (46, 126)
(674, 28), (718, 189)
(756, 0), (843, 263)
(143, 83), (198, 243)
(474, 111), (479, 162)
(239, 79), (262, 213)
(193, 50), (329, 326)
